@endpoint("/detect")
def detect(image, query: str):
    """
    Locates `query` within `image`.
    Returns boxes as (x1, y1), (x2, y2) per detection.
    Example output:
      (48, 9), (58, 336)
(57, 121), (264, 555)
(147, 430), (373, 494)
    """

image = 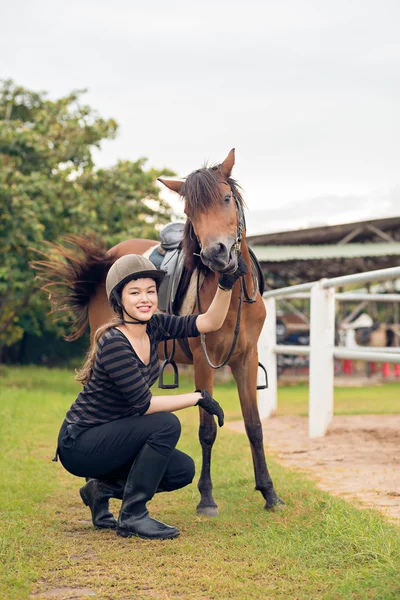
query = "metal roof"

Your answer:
(250, 243), (400, 262)
(247, 215), (400, 246)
